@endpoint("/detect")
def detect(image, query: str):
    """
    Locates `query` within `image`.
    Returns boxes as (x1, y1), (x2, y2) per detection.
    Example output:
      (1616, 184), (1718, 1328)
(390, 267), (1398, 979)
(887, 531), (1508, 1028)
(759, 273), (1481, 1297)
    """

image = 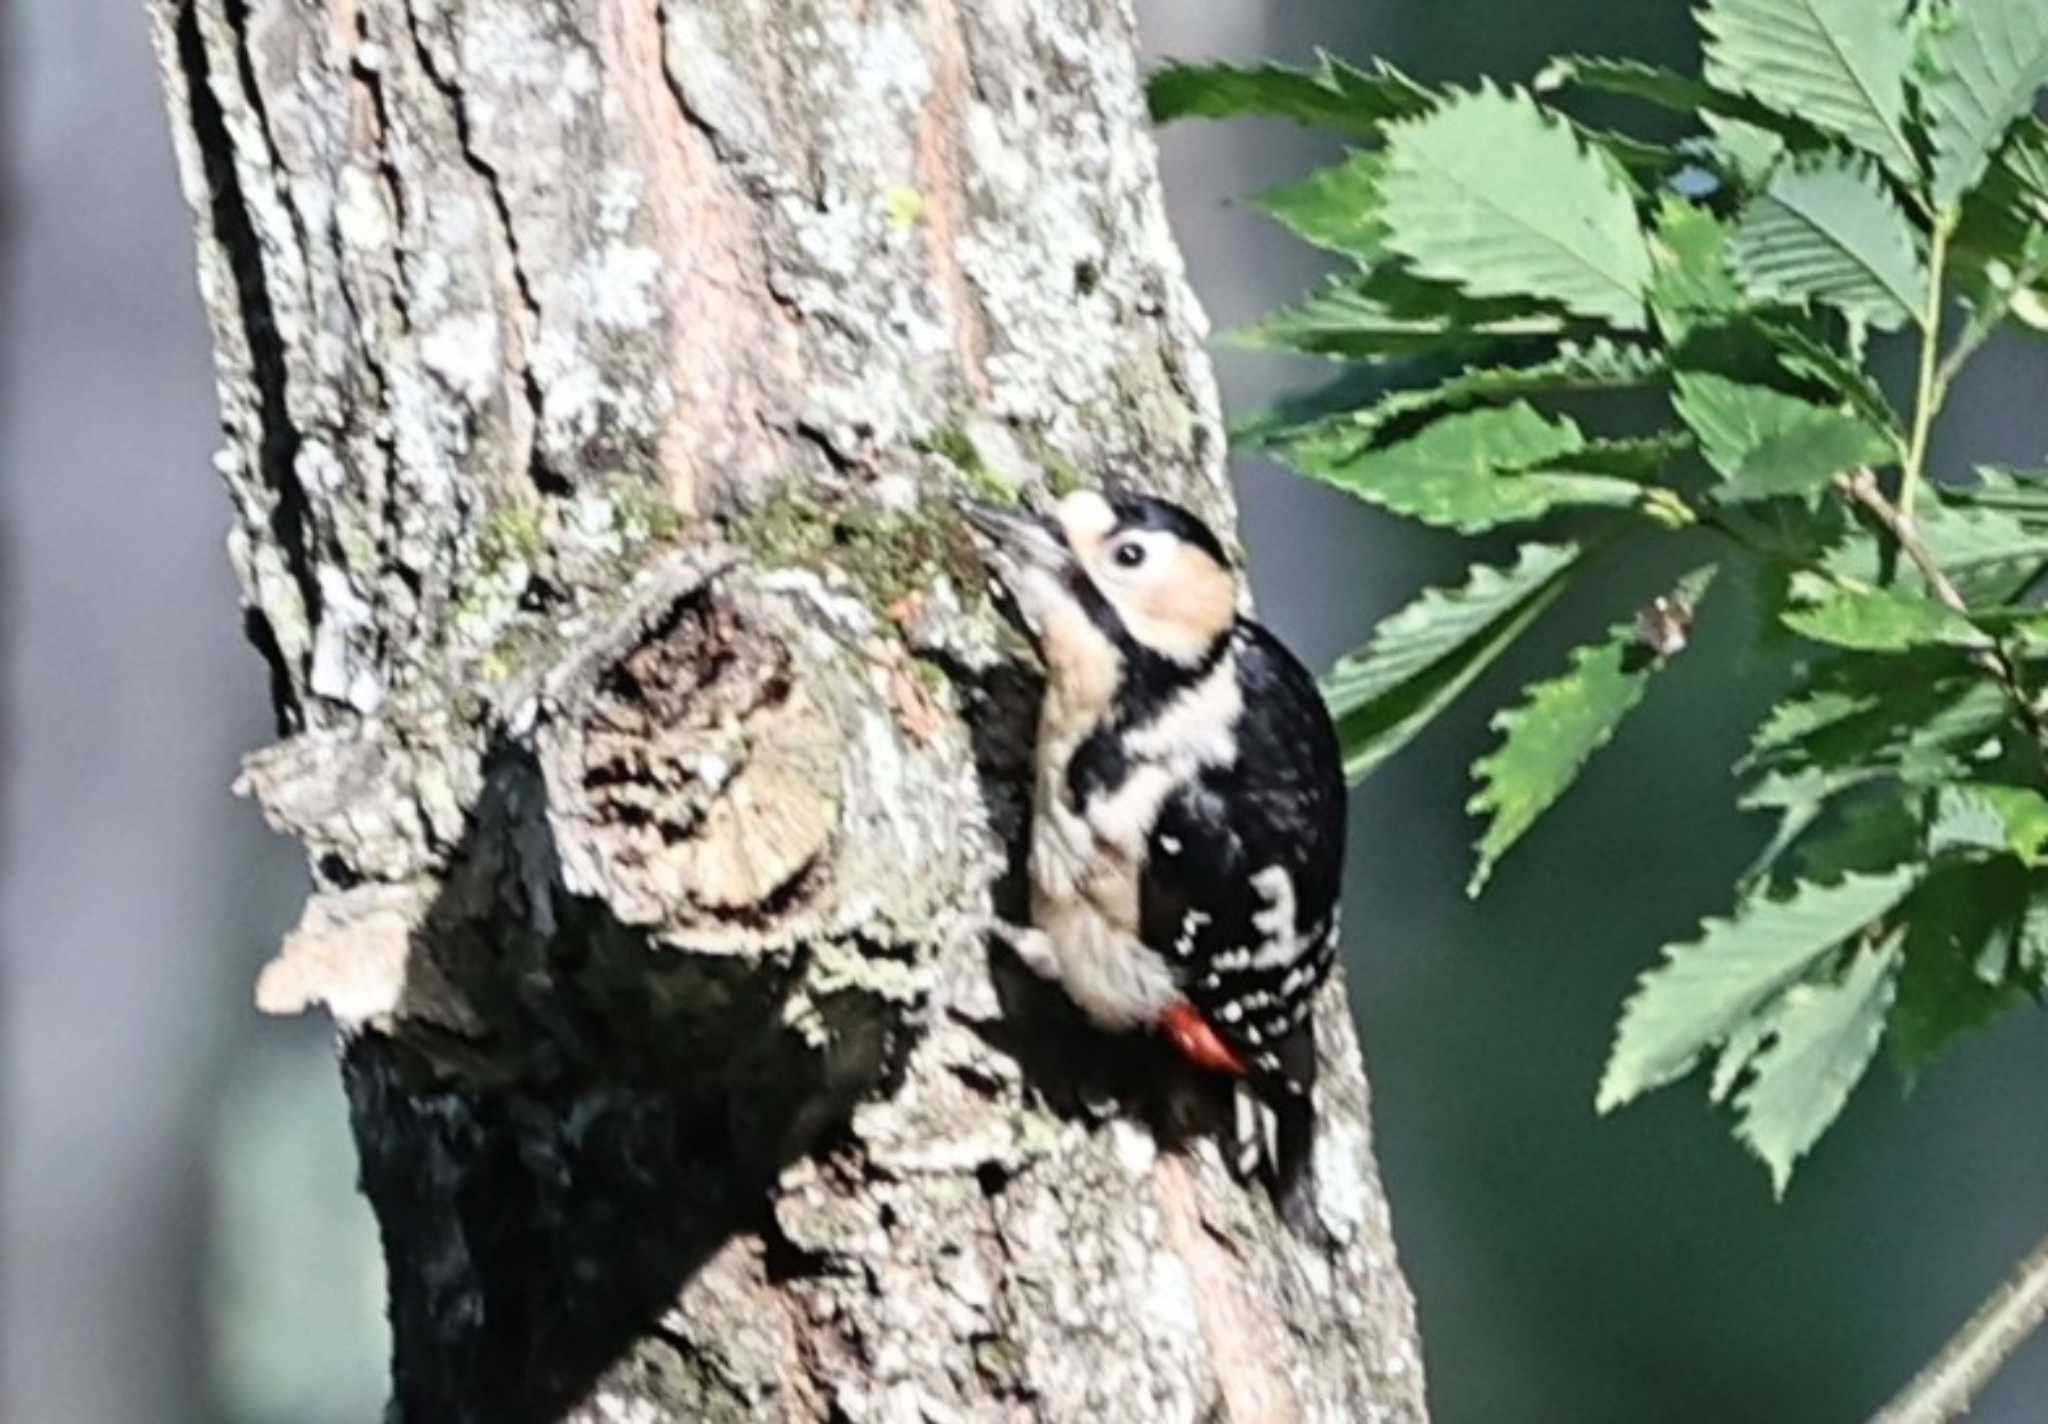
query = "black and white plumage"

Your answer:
(962, 489), (1346, 1232)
